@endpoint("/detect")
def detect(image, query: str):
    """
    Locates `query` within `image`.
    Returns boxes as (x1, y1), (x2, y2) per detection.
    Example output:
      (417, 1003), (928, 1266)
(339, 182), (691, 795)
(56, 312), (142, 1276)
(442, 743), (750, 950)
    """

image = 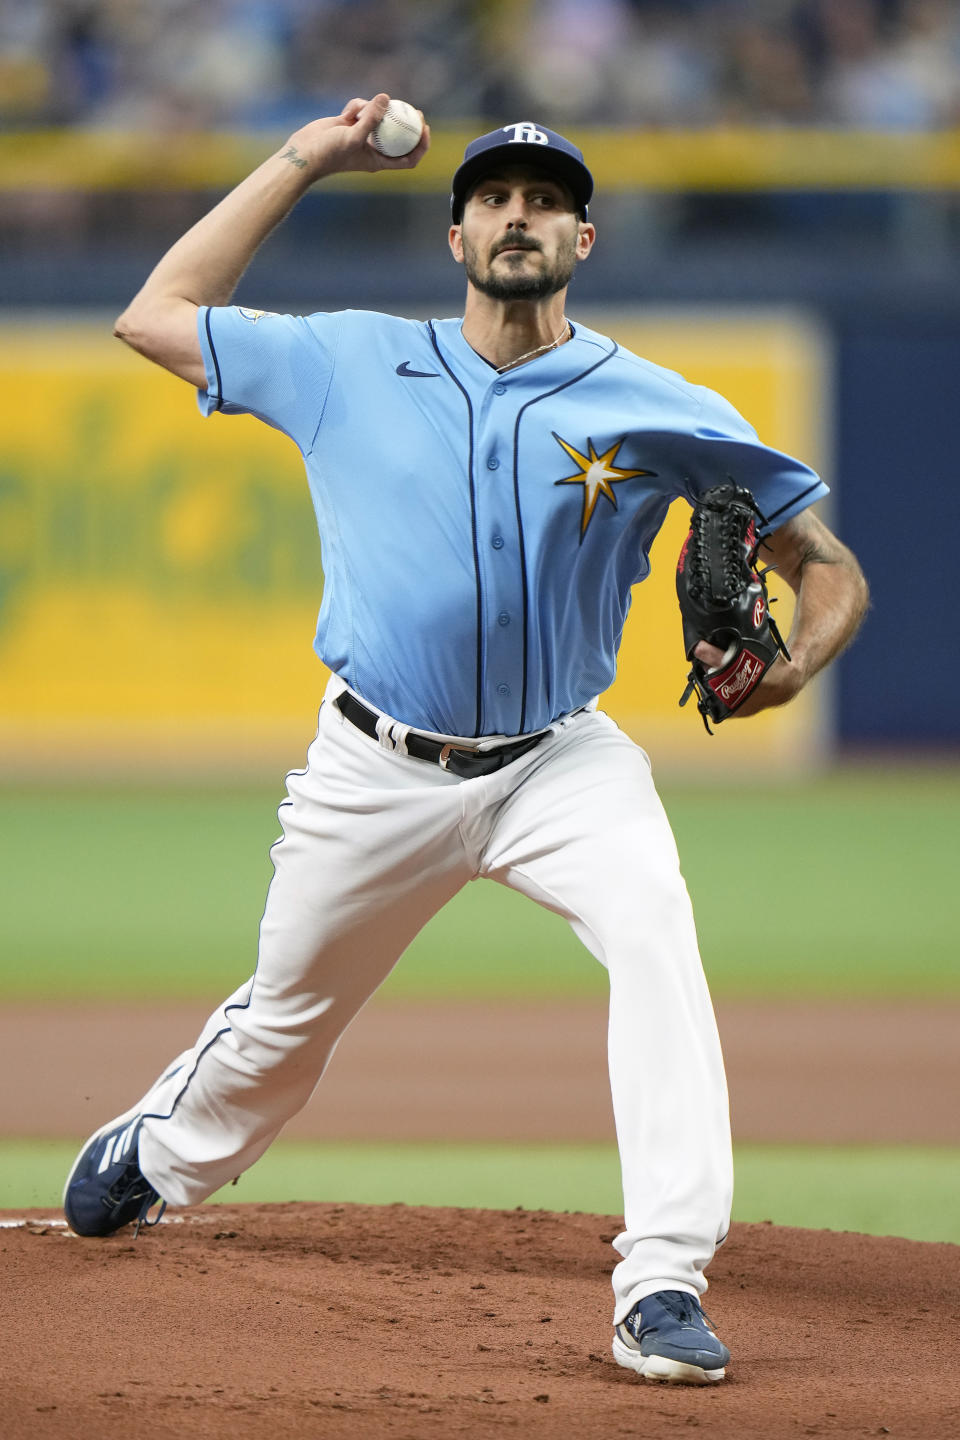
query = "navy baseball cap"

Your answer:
(451, 122), (593, 223)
